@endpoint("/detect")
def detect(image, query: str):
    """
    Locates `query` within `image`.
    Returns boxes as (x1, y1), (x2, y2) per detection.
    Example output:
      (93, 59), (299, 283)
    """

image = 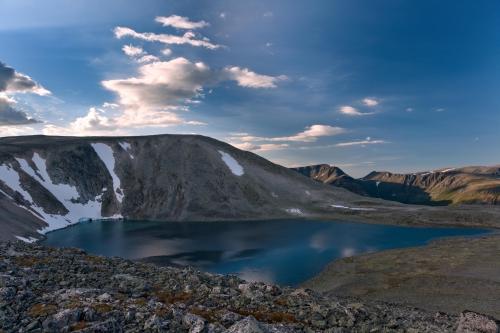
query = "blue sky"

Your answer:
(0, 0), (499, 177)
